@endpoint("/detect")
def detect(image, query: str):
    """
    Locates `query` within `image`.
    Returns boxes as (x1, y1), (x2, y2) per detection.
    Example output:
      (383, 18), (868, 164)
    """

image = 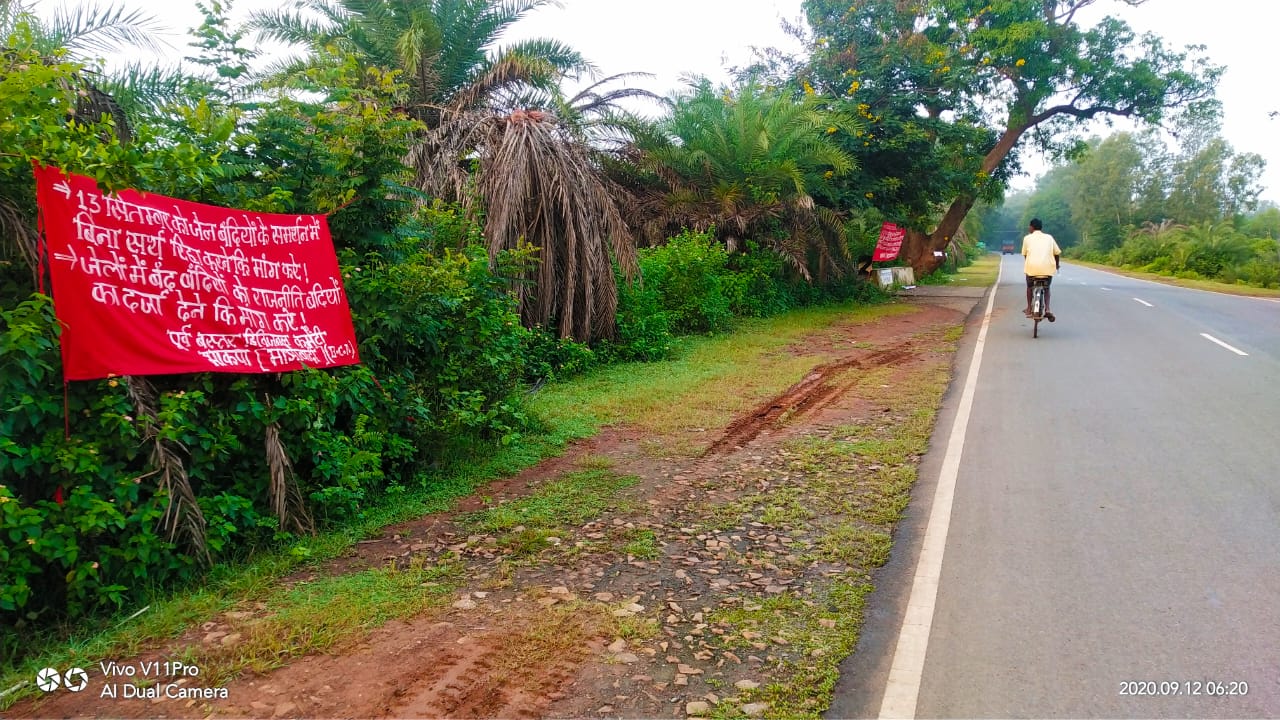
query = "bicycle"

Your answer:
(1028, 276), (1051, 338)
